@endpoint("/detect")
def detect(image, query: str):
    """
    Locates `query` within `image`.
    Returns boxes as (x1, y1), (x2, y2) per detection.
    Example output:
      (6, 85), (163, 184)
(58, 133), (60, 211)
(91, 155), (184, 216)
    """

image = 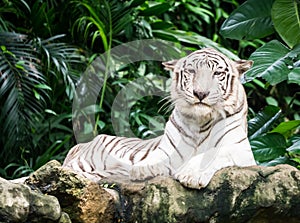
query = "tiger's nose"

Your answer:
(193, 90), (210, 102)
